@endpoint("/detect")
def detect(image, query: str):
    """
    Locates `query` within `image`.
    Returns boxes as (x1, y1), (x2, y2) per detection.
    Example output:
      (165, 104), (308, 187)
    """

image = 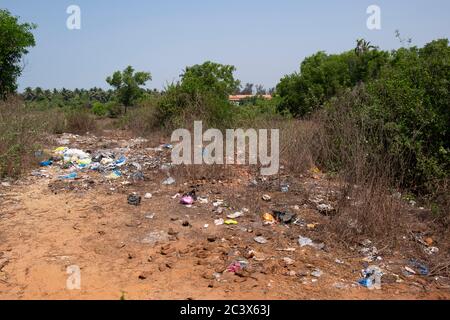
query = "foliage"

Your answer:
(106, 66), (151, 110)
(366, 39), (450, 191)
(277, 38), (449, 194)
(0, 9), (36, 99)
(156, 61), (240, 129)
(277, 40), (389, 117)
(180, 61), (240, 99)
